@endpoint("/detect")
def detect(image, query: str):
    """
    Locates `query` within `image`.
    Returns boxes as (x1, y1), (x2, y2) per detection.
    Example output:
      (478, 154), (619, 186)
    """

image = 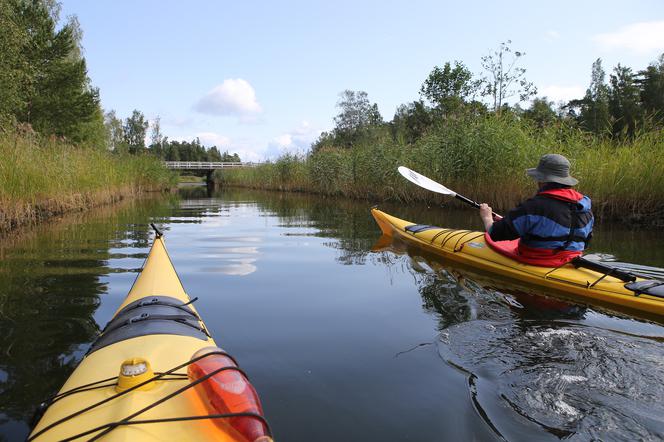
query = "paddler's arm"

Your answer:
(479, 203), (520, 241)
